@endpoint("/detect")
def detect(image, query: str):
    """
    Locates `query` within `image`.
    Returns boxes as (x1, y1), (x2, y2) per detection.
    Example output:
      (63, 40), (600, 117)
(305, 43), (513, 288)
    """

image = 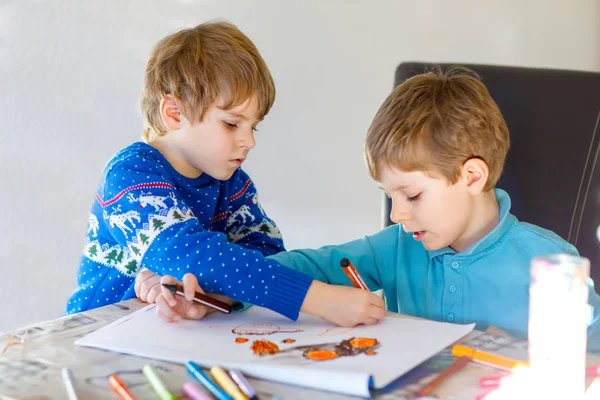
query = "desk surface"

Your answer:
(1, 299), (598, 400)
